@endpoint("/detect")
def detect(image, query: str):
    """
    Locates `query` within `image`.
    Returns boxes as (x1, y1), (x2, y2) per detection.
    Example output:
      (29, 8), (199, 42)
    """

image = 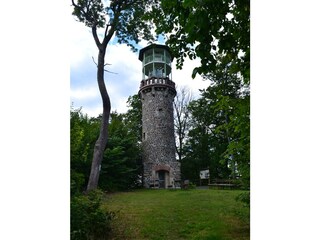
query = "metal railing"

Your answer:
(140, 77), (175, 89)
